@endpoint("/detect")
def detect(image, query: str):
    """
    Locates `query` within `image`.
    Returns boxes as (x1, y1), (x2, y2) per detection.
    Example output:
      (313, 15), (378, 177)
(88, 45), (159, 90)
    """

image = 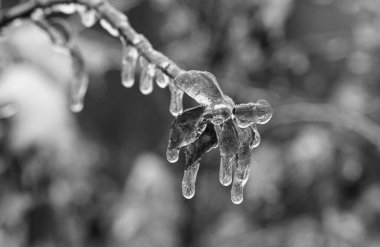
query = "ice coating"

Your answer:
(174, 70), (225, 106)
(249, 125), (261, 149)
(167, 106), (205, 151)
(231, 126), (254, 204)
(233, 100), (273, 125)
(121, 39), (138, 88)
(168, 81), (184, 116)
(155, 69), (170, 88)
(139, 57), (155, 95)
(218, 119), (239, 186)
(100, 19), (119, 37)
(69, 48), (88, 112)
(182, 162), (200, 199)
(78, 7), (98, 28)
(52, 4), (78, 14)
